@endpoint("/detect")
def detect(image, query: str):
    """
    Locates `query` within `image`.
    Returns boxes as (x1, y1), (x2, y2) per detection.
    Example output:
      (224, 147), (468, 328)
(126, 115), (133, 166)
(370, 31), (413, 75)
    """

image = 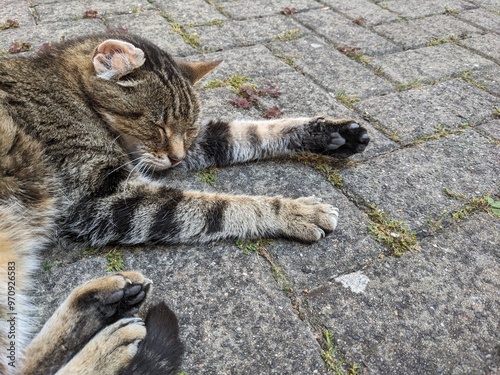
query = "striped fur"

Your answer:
(0, 33), (369, 373)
